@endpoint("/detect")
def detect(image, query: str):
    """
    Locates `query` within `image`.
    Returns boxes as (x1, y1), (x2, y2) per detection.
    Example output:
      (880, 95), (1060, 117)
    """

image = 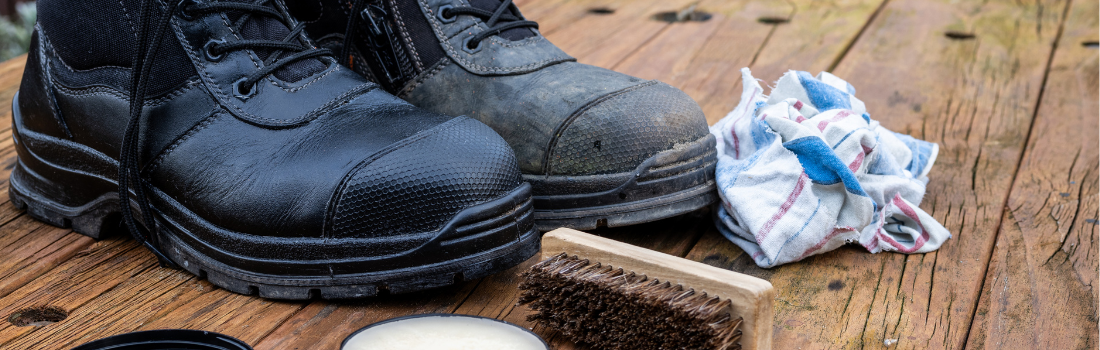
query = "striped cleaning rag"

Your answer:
(710, 68), (951, 268)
